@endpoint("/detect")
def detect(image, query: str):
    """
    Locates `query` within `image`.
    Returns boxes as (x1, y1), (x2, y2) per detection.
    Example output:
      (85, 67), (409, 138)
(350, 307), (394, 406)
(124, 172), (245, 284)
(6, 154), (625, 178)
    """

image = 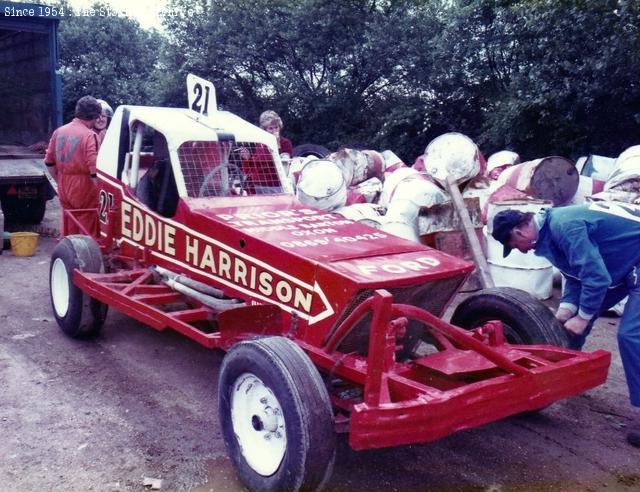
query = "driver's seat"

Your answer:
(156, 160), (179, 217)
